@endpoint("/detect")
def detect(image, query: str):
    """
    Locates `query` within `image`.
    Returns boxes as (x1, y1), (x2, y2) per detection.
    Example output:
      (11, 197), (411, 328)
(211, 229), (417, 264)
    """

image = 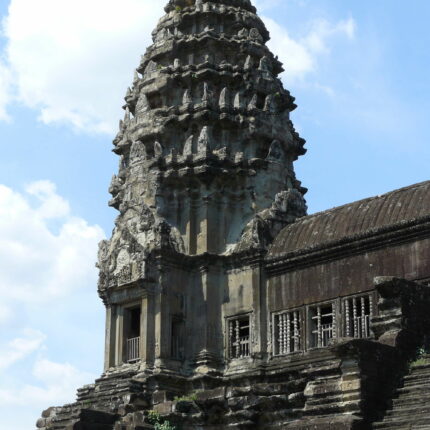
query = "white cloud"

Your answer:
(0, 0), (356, 133)
(0, 181), (105, 303)
(26, 180), (70, 219)
(0, 302), (12, 324)
(0, 0), (164, 133)
(0, 329), (46, 371)
(263, 16), (356, 83)
(0, 358), (95, 406)
(0, 59), (12, 121)
(305, 18), (355, 54)
(0, 181), (104, 429)
(254, 0), (282, 11)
